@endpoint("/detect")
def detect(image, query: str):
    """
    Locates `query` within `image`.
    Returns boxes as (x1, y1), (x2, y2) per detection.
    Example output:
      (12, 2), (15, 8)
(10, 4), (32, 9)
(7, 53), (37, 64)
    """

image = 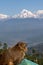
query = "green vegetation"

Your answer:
(0, 42), (8, 54)
(3, 43), (8, 50)
(25, 48), (43, 65)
